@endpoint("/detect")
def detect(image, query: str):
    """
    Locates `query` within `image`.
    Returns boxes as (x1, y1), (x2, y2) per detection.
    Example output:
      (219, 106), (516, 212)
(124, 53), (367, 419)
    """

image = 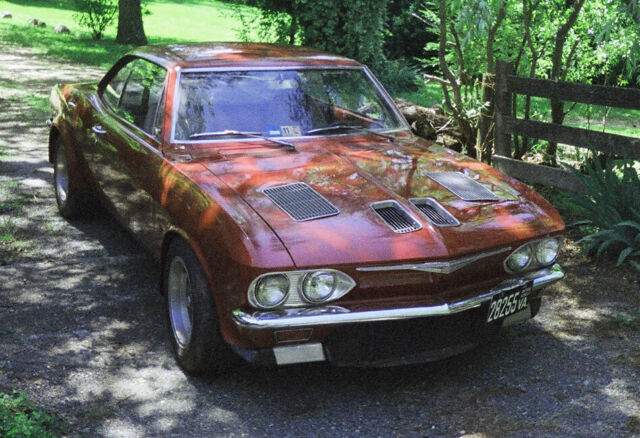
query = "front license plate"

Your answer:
(486, 281), (533, 323)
